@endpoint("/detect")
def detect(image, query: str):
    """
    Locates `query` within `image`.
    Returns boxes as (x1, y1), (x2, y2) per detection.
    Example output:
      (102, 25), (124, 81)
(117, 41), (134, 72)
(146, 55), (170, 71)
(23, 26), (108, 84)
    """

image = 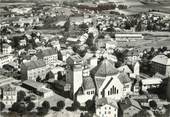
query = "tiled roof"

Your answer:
(118, 65), (132, 73)
(22, 60), (46, 70)
(91, 59), (118, 77)
(96, 97), (118, 108)
(69, 54), (82, 62)
(83, 77), (95, 90)
(152, 55), (170, 65)
(37, 48), (57, 58)
(94, 78), (105, 89)
(119, 98), (142, 111)
(118, 73), (131, 84)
